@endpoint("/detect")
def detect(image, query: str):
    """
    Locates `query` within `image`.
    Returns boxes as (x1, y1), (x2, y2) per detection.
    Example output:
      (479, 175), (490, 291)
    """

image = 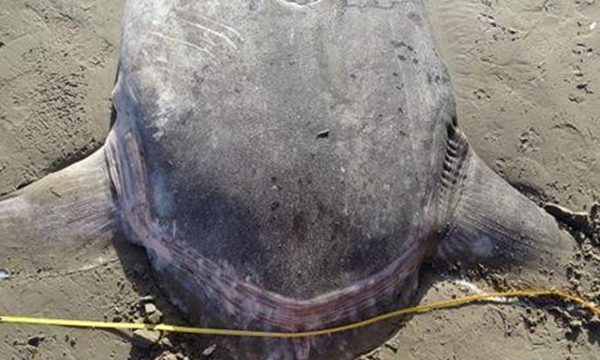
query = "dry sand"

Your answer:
(0, 0), (598, 359)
